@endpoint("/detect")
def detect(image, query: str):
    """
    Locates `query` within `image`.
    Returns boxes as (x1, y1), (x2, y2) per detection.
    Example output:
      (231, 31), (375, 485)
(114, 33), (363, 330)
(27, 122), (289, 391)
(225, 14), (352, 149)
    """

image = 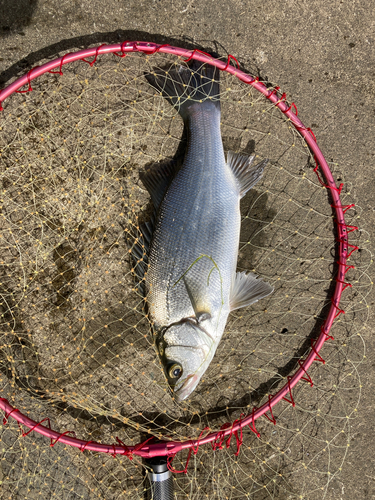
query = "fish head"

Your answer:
(157, 318), (217, 402)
